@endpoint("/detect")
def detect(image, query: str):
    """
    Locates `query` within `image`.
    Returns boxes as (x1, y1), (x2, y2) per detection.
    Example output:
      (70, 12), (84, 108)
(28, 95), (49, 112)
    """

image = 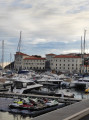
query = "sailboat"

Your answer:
(73, 30), (89, 89)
